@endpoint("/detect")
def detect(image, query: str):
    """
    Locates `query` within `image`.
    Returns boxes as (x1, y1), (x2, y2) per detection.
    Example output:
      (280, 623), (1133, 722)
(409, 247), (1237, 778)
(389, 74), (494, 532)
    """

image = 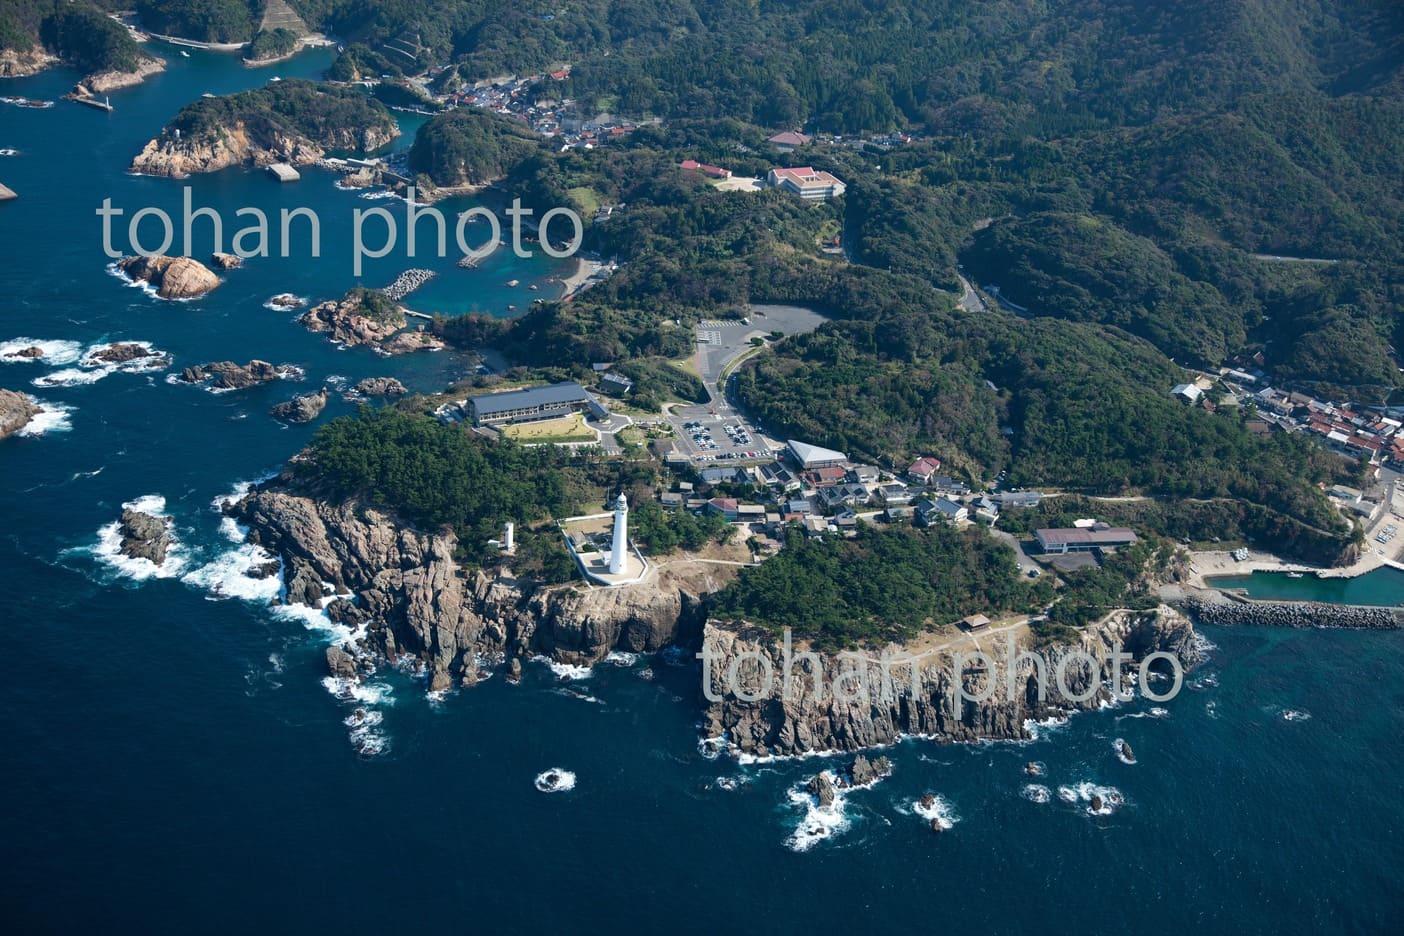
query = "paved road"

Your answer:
(663, 304), (827, 465)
